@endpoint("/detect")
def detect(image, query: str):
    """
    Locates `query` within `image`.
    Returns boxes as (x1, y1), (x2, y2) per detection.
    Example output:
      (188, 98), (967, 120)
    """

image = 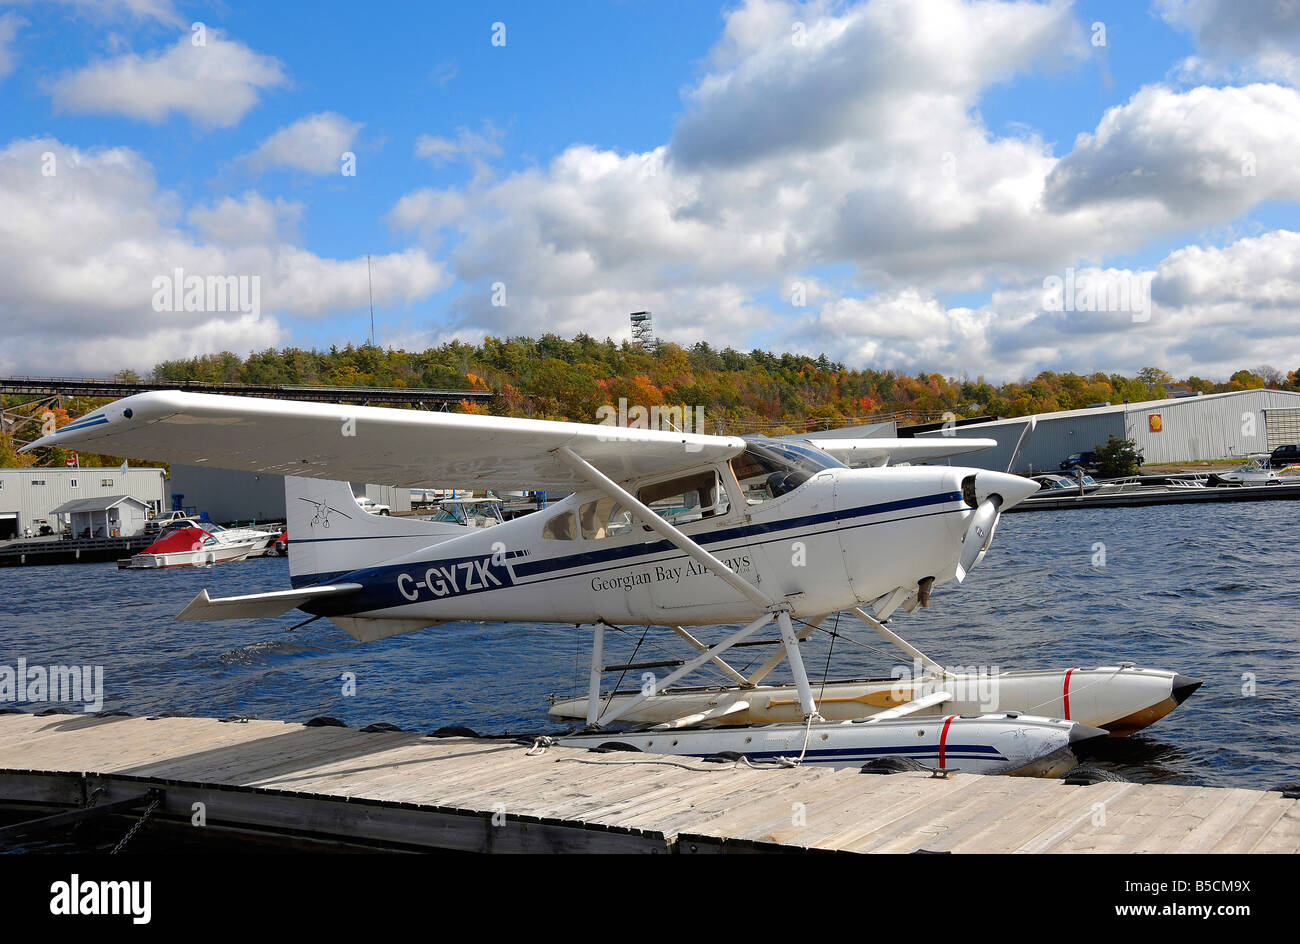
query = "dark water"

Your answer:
(1, 501), (1297, 791)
